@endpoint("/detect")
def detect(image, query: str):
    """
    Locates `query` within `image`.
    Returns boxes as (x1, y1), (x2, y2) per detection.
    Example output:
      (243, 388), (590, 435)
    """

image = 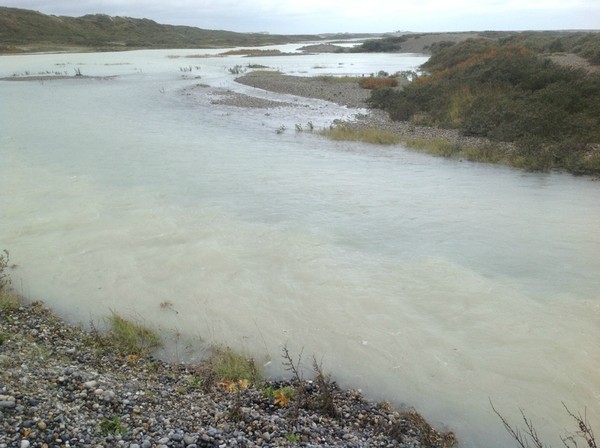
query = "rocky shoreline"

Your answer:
(0, 297), (457, 448)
